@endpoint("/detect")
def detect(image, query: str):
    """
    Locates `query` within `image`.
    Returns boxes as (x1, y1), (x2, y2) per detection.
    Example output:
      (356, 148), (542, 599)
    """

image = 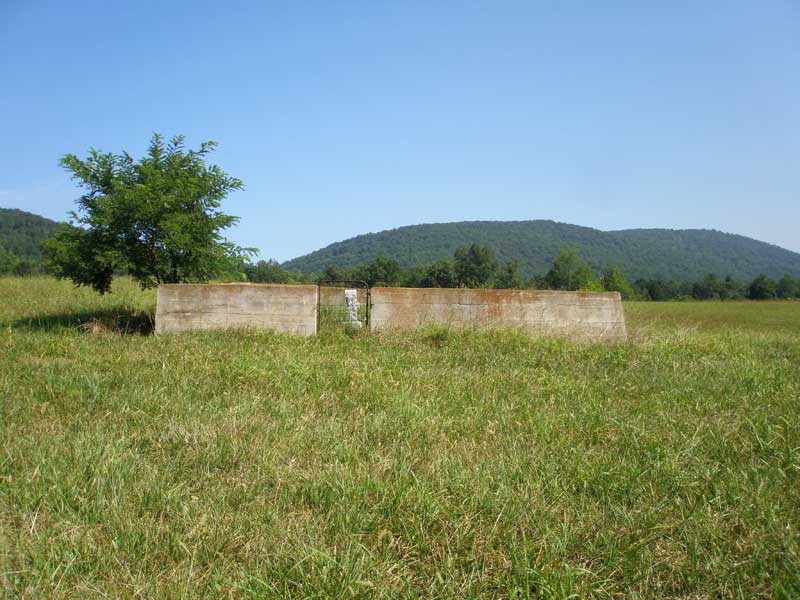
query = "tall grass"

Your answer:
(1, 278), (798, 598)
